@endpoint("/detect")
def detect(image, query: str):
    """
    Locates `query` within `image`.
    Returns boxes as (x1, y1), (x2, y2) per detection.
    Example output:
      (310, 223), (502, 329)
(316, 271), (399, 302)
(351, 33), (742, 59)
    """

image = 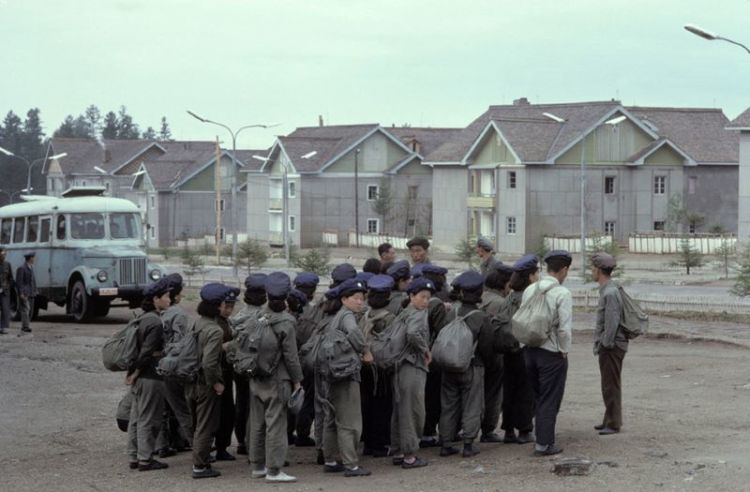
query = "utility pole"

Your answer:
(215, 136), (222, 265)
(282, 157), (290, 266)
(354, 148), (360, 247)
